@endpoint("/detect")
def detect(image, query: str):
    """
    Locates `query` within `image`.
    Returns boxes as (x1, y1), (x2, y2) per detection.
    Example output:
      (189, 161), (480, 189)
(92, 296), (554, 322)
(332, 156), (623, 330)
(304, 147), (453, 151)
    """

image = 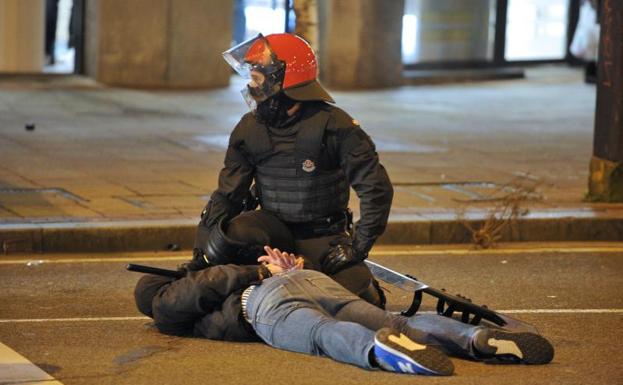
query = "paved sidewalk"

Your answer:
(0, 66), (621, 252)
